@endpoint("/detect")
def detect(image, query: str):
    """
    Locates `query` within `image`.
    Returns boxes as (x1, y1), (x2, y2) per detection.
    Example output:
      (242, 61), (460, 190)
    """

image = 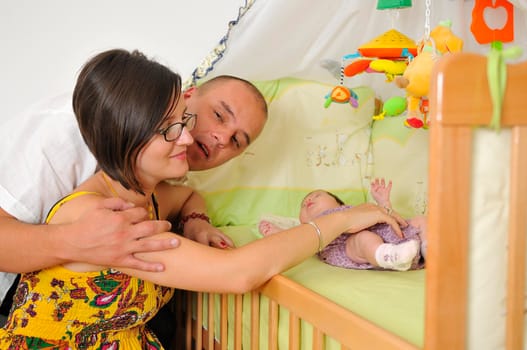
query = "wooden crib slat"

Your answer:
(195, 292), (203, 350)
(268, 299), (279, 350)
(289, 312), (300, 350)
(425, 124), (472, 349)
(506, 125), (527, 350)
(220, 294), (228, 350)
(186, 291), (192, 350)
(425, 61), (472, 350)
(312, 328), (324, 350)
(207, 294), (215, 349)
(250, 291), (261, 349)
(234, 294), (243, 350)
